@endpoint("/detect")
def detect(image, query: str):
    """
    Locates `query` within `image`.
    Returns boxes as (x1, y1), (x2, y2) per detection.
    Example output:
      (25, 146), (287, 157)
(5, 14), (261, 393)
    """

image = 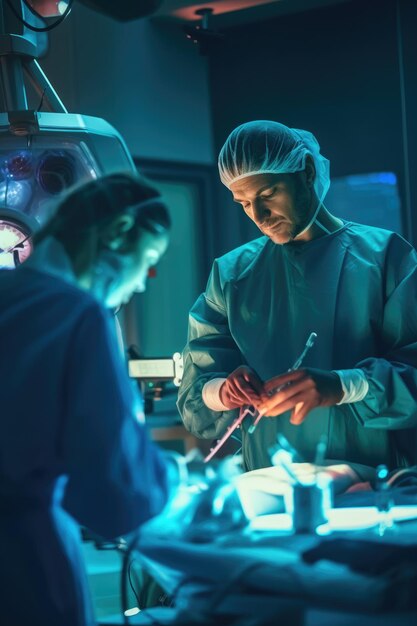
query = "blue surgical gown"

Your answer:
(0, 264), (172, 626)
(178, 222), (417, 472)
